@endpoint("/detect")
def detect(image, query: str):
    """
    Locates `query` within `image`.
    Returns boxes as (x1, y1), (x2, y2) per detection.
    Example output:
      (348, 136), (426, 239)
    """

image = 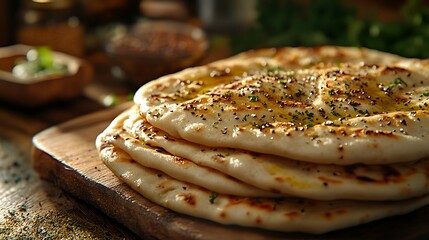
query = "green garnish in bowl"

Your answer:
(12, 47), (69, 80)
